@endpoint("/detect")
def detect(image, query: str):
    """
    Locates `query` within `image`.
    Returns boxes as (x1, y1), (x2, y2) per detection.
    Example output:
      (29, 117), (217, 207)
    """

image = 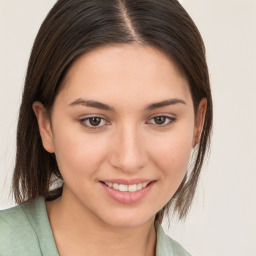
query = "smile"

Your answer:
(100, 180), (155, 204)
(103, 182), (150, 192)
